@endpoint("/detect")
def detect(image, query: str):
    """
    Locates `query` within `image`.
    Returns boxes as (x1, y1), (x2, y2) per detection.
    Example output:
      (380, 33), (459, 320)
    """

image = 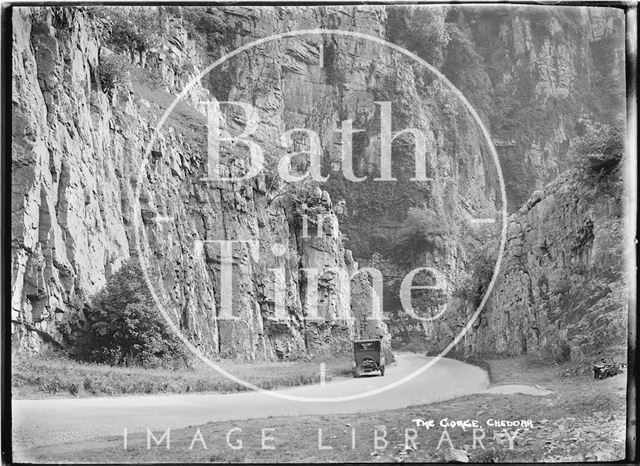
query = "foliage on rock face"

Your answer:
(441, 23), (492, 122)
(178, 7), (241, 49)
(83, 260), (190, 369)
(171, 7), (245, 98)
(386, 8), (493, 121)
(386, 6), (449, 69)
(92, 6), (161, 54)
(573, 123), (624, 176)
(391, 207), (452, 265)
(453, 233), (499, 307)
(98, 53), (131, 93)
